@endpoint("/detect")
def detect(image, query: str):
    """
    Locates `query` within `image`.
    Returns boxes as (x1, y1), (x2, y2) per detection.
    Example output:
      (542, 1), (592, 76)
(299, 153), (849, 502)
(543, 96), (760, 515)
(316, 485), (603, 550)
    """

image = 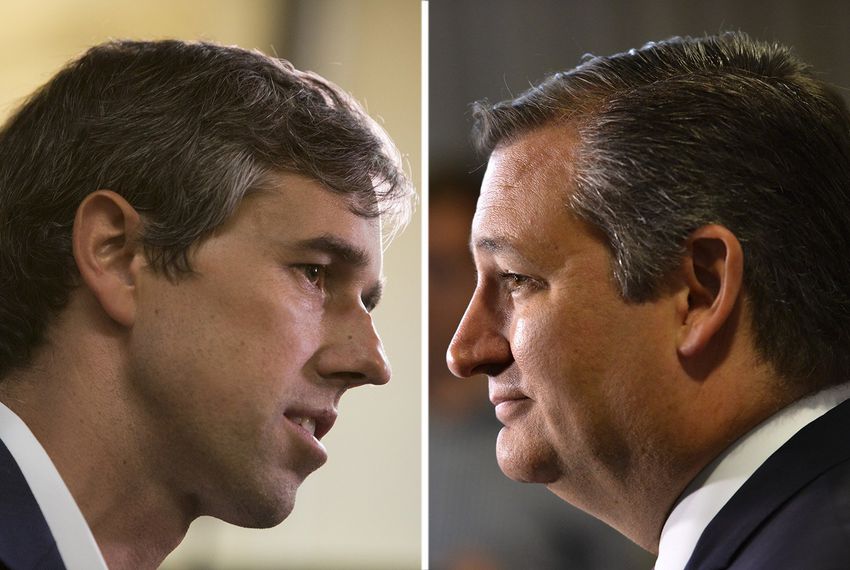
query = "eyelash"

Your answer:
(295, 264), (327, 289)
(292, 264), (380, 311)
(498, 272), (538, 294)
